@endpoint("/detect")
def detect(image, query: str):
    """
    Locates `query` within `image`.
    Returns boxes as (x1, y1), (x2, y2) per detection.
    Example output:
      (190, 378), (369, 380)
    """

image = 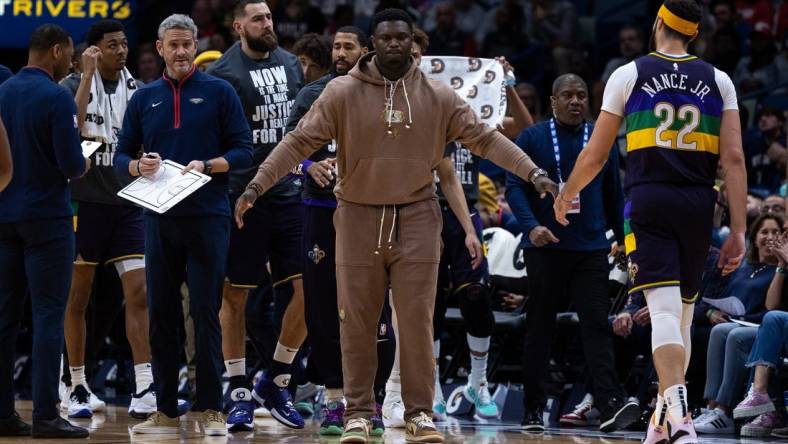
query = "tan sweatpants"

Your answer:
(334, 198), (442, 422)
